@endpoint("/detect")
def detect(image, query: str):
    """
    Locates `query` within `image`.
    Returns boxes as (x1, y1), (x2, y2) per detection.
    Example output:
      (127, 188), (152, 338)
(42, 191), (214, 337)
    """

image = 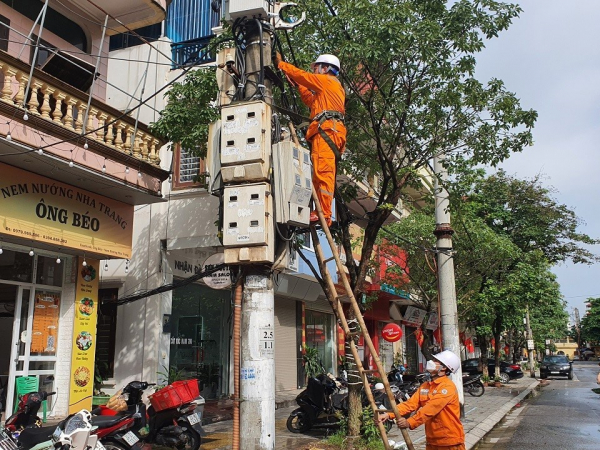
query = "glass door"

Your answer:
(6, 287), (60, 415)
(6, 286), (30, 415)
